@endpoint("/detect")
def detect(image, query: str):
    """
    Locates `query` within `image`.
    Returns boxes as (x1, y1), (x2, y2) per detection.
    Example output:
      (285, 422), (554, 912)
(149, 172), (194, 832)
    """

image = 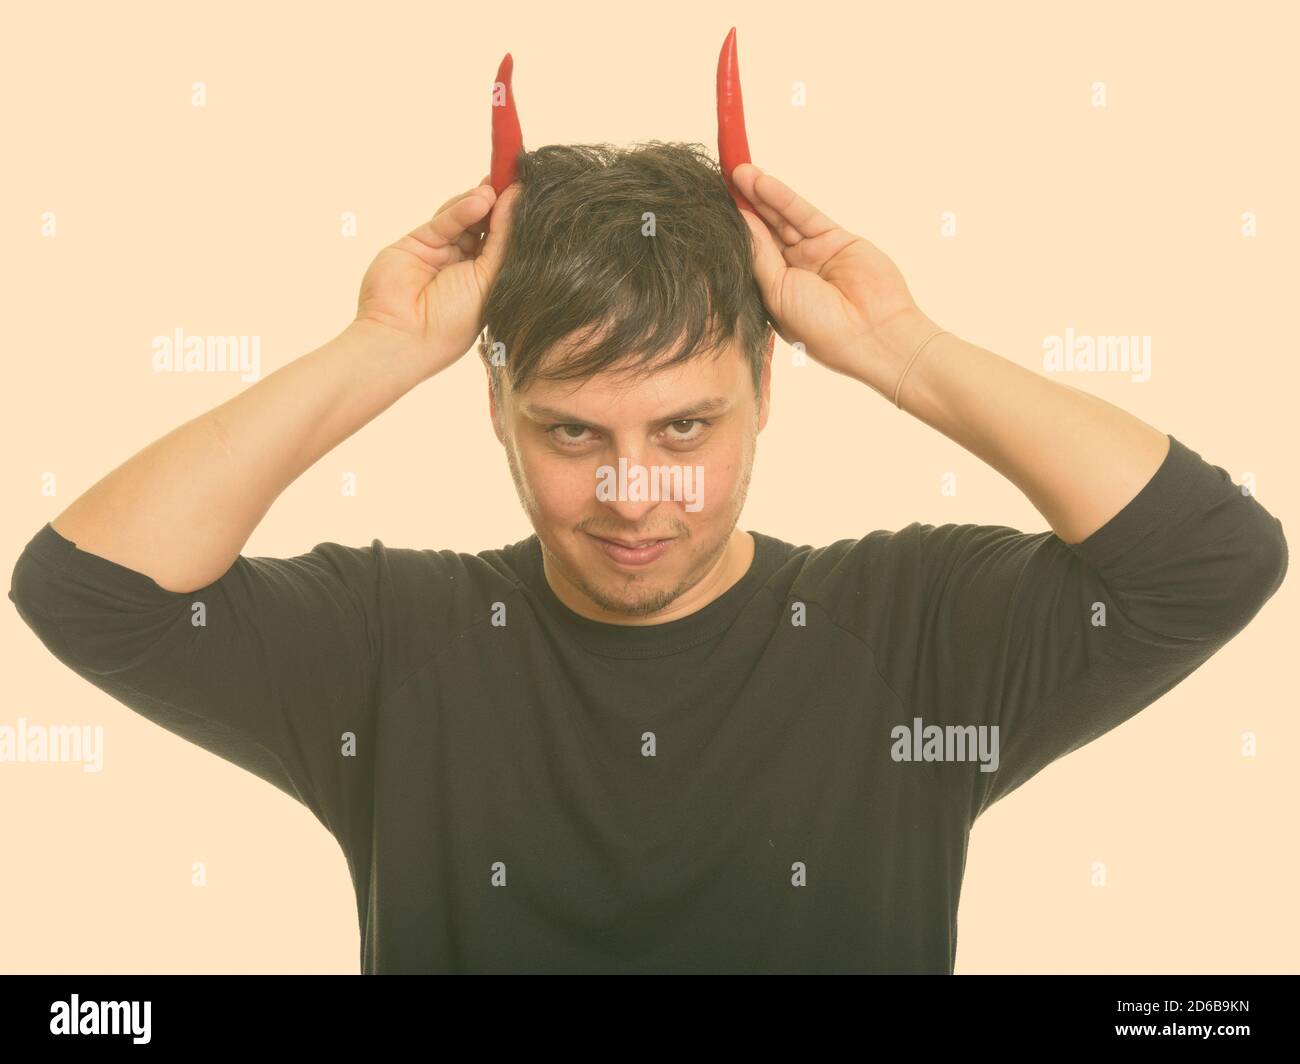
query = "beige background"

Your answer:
(2, 0), (1295, 973)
